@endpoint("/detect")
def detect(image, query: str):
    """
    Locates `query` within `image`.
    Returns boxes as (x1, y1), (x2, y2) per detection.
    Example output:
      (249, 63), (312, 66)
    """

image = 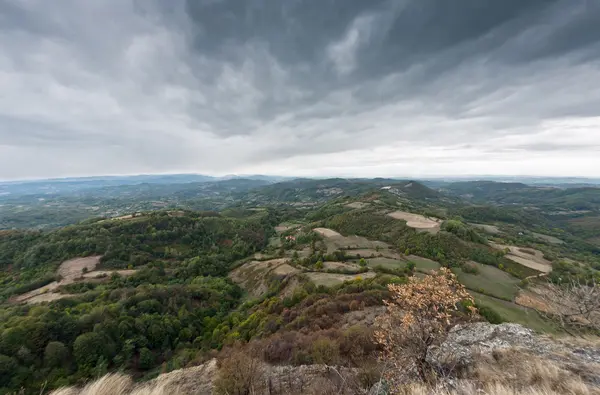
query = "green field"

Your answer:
(471, 291), (559, 333)
(366, 257), (407, 270)
(406, 255), (441, 272)
(453, 262), (520, 301)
